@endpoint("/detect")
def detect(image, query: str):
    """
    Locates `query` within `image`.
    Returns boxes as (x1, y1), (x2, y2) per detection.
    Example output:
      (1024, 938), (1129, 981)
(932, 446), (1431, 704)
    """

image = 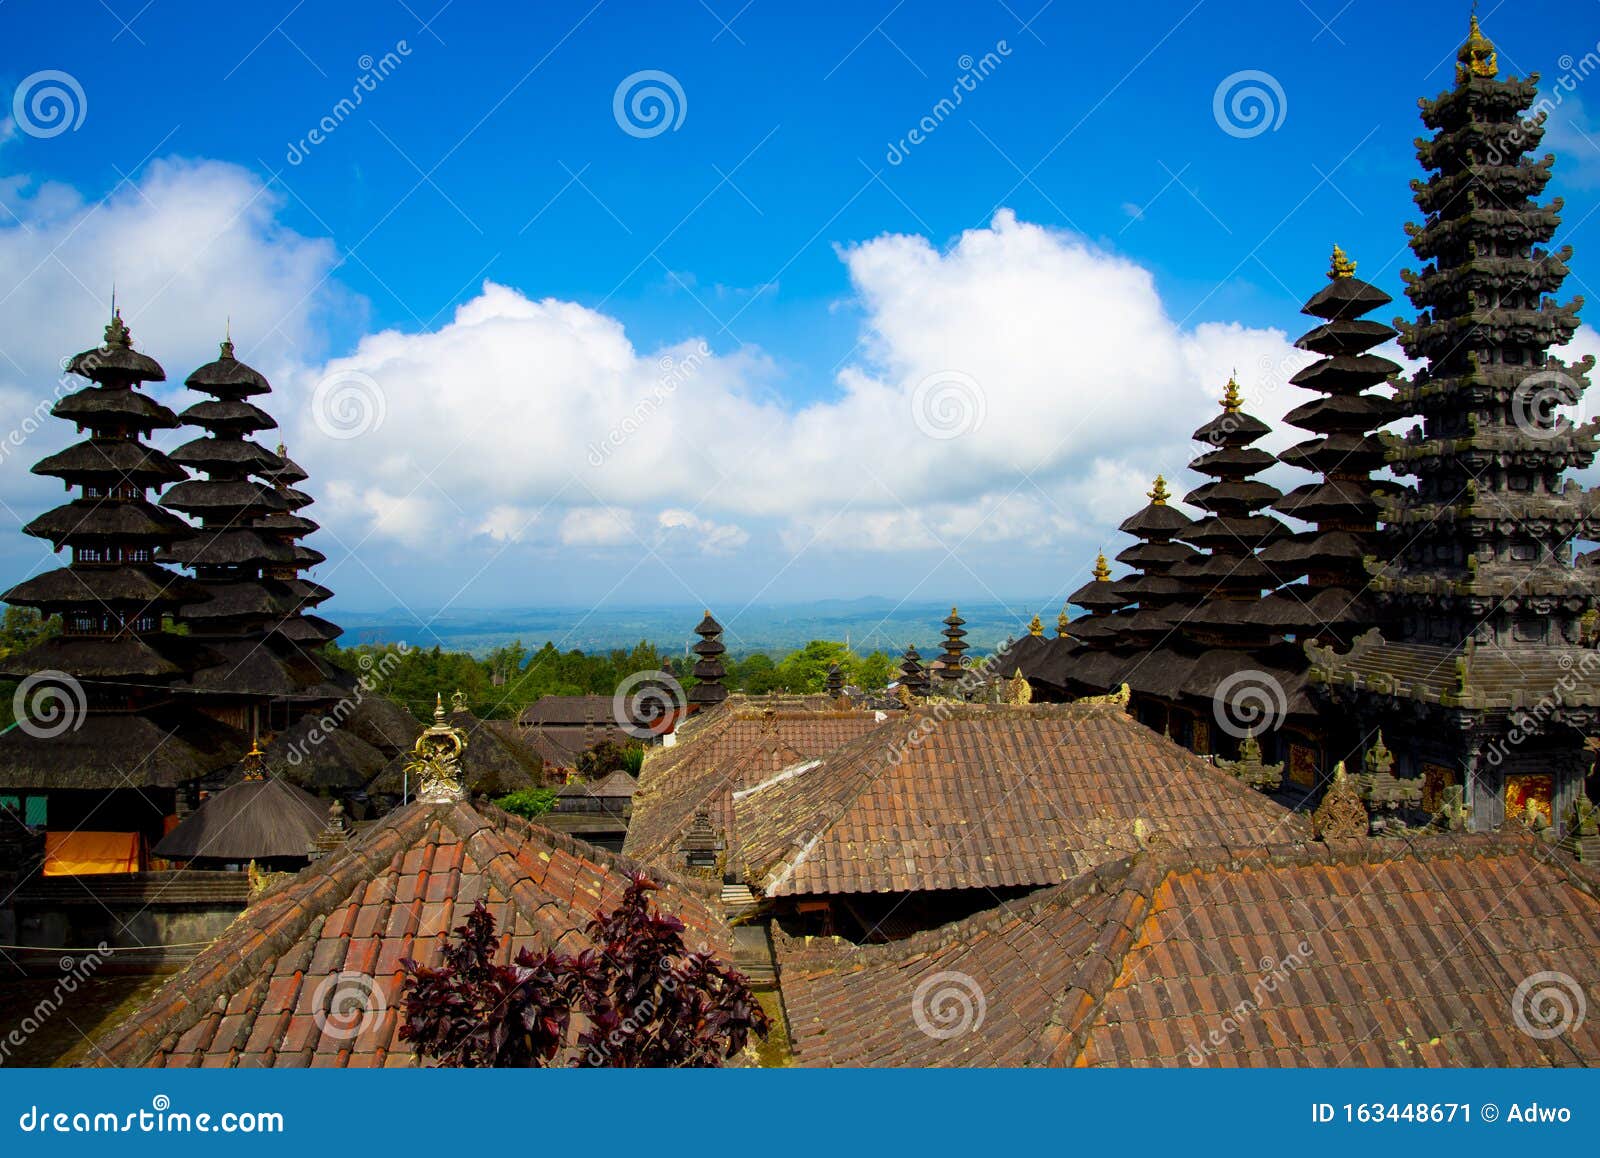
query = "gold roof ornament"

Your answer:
(1328, 243), (1357, 280)
(104, 308), (132, 349)
(241, 740), (266, 782)
(1027, 614), (1044, 637)
(450, 688), (469, 713)
(1056, 607), (1071, 638)
(1221, 373), (1243, 413)
(1147, 475), (1170, 506)
(1006, 669), (1033, 705)
(1092, 552), (1112, 582)
(1456, 13), (1497, 82)
(409, 692), (469, 804)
